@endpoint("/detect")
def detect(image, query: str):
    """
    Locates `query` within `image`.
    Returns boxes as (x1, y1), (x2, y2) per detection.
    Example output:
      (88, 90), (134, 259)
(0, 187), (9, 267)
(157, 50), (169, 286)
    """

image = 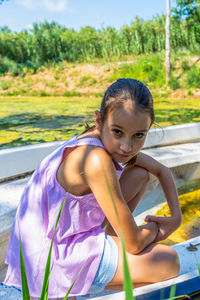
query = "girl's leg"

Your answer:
(120, 166), (150, 212)
(106, 236), (180, 289)
(105, 166), (150, 235)
(105, 166), (179, 288)
(31, 297), (76, 300)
